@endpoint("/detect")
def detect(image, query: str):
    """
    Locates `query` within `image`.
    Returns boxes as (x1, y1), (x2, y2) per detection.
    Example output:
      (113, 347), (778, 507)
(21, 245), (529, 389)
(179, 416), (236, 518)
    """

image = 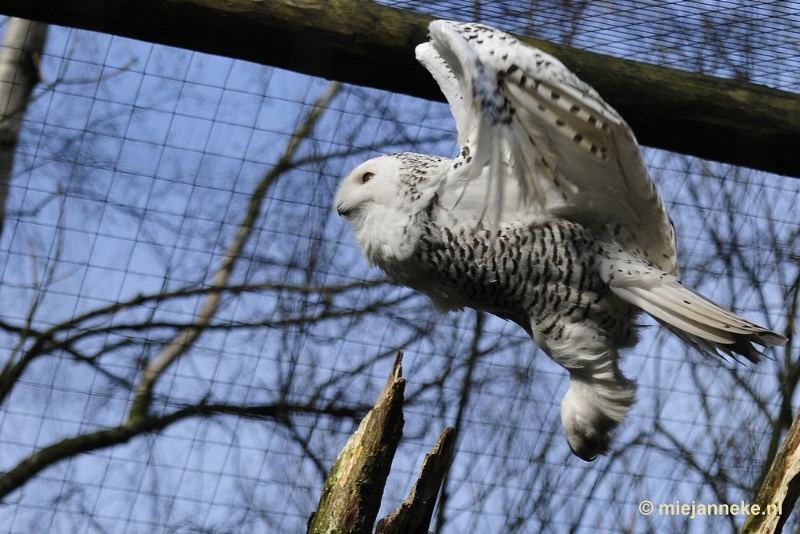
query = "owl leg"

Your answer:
(560, 368), (635, 461)
(533, 321), (636, 461)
